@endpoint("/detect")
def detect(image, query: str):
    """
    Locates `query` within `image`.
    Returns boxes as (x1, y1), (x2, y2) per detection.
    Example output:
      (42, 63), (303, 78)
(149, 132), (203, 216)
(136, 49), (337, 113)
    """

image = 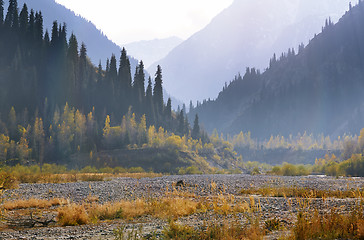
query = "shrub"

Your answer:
(281, 163), (298, 176)
(57, 204), (89, 226)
